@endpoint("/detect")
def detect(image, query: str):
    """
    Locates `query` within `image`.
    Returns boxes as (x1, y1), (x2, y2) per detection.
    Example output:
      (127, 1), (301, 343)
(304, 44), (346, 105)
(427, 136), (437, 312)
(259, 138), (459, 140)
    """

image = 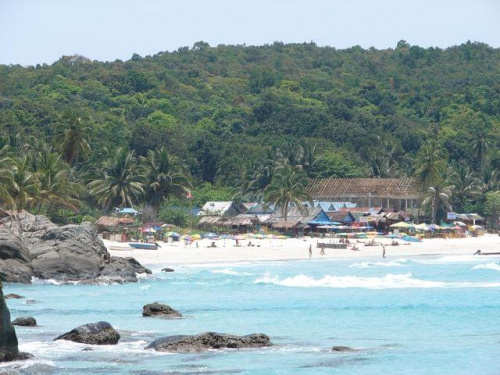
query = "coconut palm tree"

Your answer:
(264, 166), (312, 221)
(88, 148), (144, 212)
(413, 139), (447, 189)
(53, 110), (91, 165)
(467, 123), (493, 172)
(31, 147), (82, 212)
(422, 177), (454, 224)
(140, 147), (191, 210)
(4, 156), (41, 213)
(448, 165), (483, 212)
